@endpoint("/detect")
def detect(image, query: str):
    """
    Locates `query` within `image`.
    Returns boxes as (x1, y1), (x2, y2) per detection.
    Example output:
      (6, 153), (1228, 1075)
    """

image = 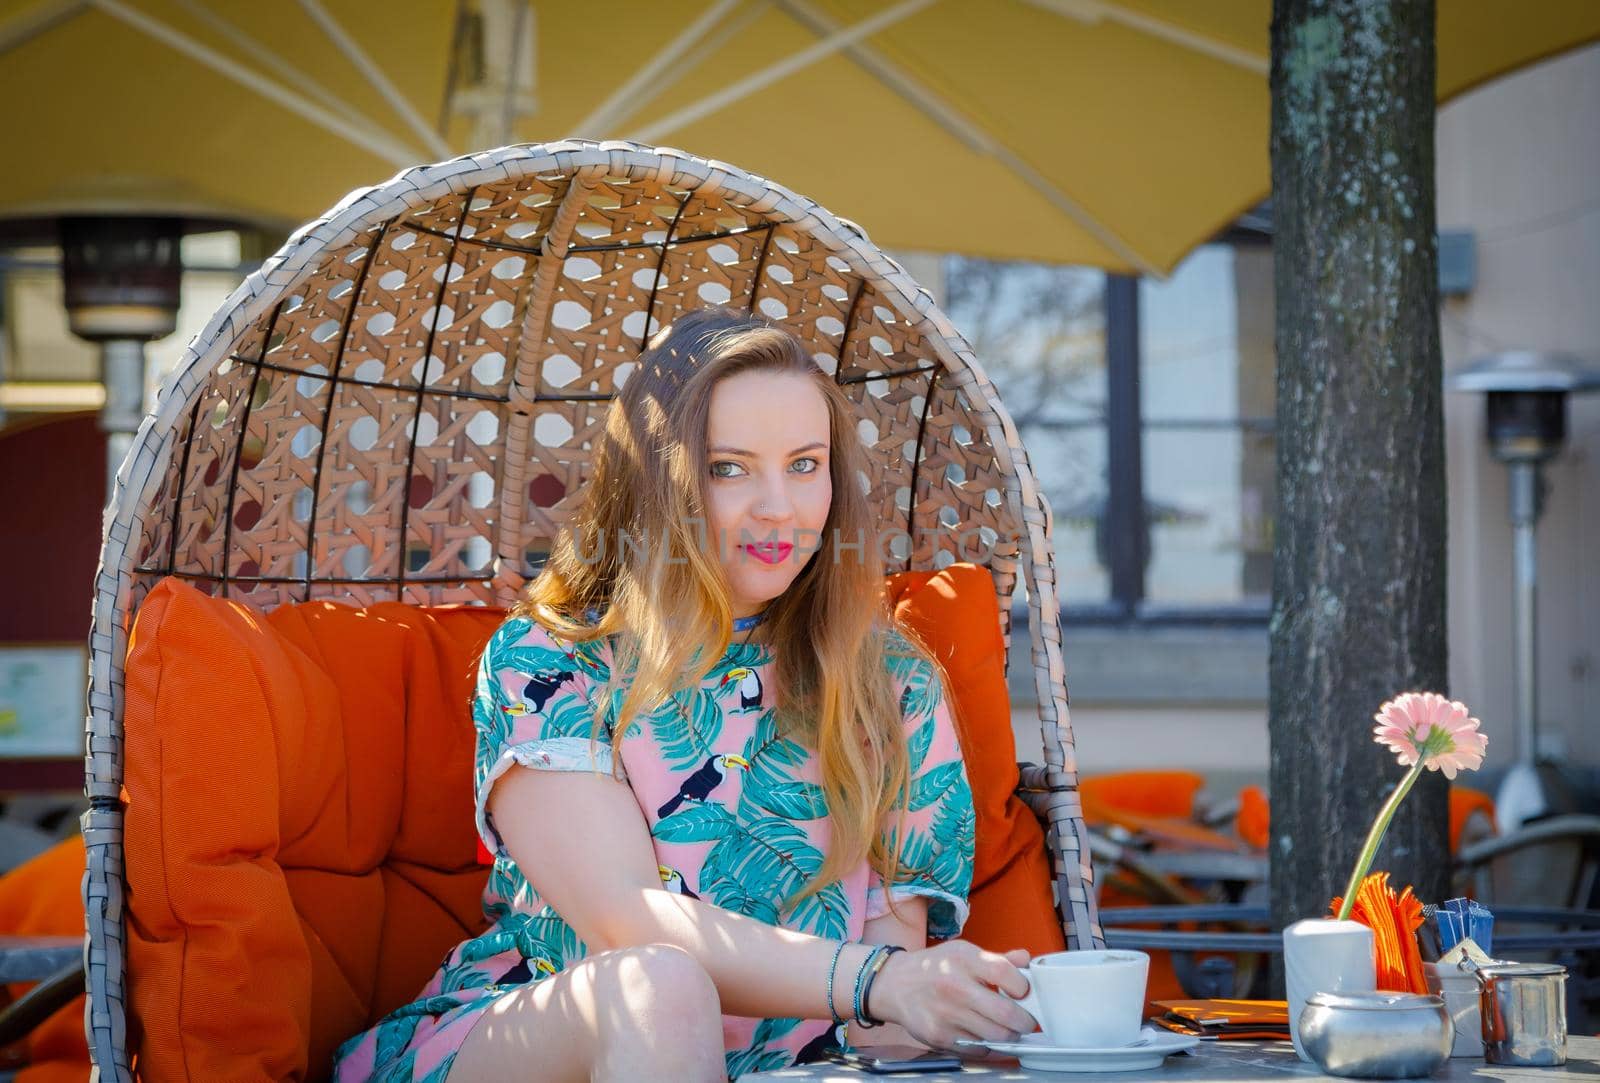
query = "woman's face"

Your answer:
(703, 369), (833, 619)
